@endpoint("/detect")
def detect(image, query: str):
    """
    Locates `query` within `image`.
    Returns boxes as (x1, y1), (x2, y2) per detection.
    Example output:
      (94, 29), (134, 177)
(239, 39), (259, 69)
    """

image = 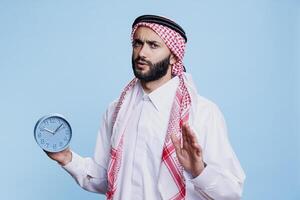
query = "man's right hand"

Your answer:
(44, 148), (72, 166)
